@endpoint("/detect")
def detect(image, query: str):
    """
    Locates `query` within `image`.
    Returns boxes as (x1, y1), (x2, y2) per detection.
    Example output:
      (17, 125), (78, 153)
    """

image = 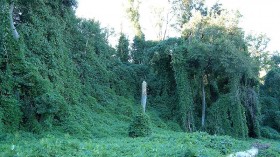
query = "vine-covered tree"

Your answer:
(260, 57), (280, 135)
(147, 8), (261, 138)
